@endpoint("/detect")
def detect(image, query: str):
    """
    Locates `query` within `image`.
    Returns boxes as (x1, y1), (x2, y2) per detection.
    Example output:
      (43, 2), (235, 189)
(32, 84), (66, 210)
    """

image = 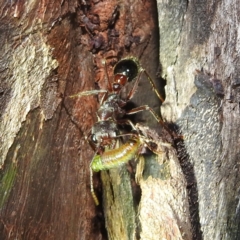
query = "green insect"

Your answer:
(91, 138), (141, 172)
(89, 130), (171, 205)
(89, 137), (141, 205)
